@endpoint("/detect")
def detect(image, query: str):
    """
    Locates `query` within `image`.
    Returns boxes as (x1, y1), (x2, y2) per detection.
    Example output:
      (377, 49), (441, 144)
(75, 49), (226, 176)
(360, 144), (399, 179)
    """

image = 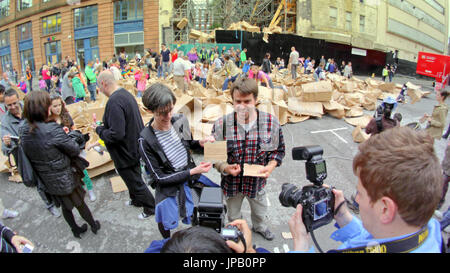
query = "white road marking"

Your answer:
(283, 244), (290, 253)
(273, 247), (280, 253)
(310, 127), (349, 144)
